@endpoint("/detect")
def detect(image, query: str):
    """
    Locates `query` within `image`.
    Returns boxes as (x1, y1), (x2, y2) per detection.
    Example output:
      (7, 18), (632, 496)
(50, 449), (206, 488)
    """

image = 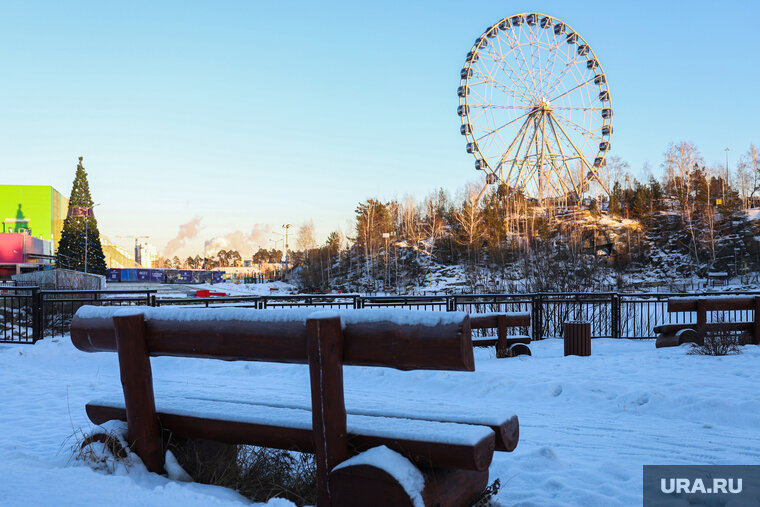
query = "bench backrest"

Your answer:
(469, 312), (530, 330)
(667, 296), (760, 313)
(71, 306), (474, 371)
